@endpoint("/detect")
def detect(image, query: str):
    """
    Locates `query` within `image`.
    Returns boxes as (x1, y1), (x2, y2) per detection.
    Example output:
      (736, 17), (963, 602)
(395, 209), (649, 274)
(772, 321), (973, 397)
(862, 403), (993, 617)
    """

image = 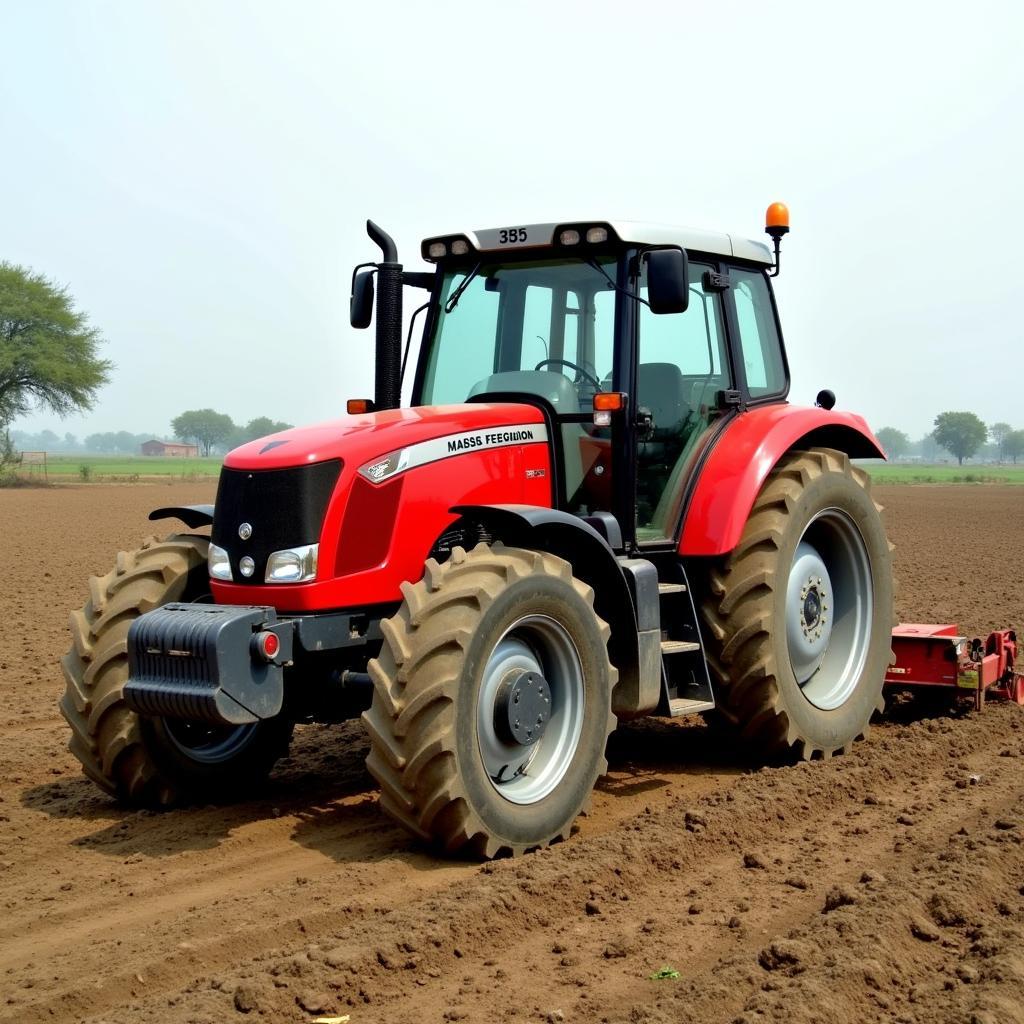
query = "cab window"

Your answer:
(731, 268), (786, 398)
